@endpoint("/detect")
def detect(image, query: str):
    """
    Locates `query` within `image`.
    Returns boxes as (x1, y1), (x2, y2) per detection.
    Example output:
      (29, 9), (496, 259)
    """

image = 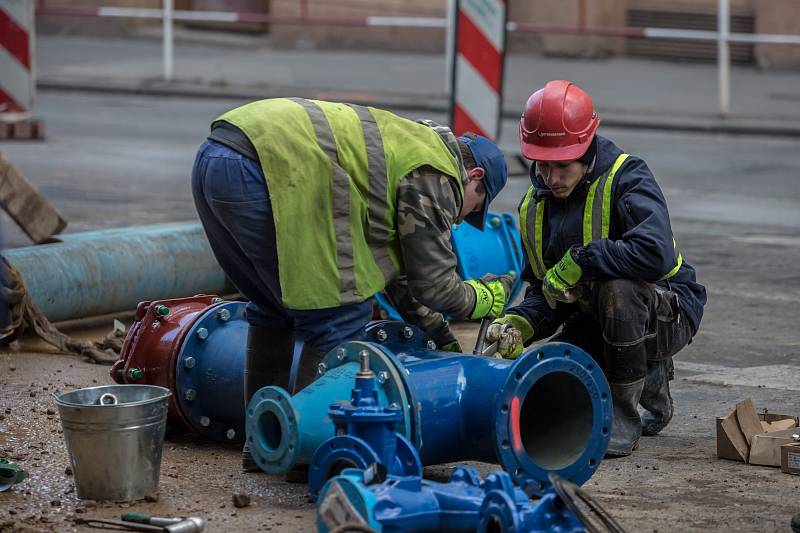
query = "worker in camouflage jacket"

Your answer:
(191, 98), (511, 470)
(487, 81), (706, 457)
